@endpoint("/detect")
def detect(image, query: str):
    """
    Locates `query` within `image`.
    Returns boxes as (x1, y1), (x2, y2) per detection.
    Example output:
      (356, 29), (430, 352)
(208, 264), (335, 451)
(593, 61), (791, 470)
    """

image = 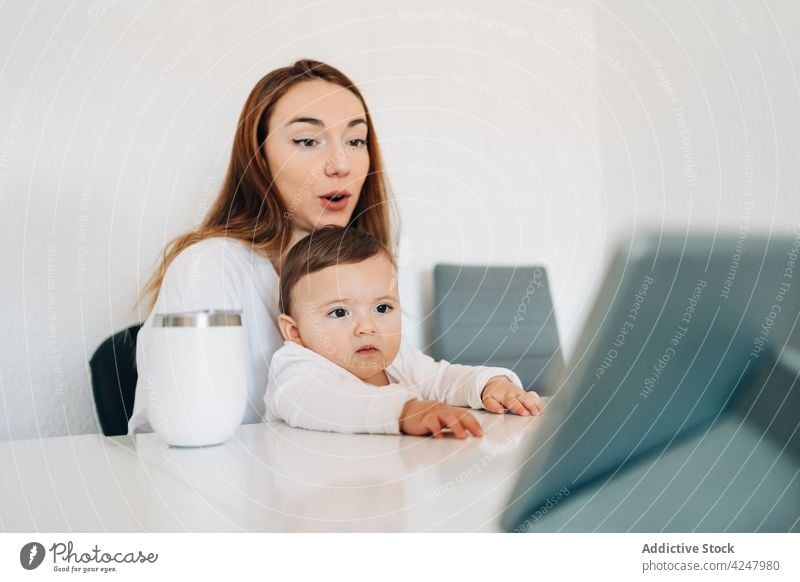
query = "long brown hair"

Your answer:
(279, 225), (395, 317)
(136, 59), (394, 315)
